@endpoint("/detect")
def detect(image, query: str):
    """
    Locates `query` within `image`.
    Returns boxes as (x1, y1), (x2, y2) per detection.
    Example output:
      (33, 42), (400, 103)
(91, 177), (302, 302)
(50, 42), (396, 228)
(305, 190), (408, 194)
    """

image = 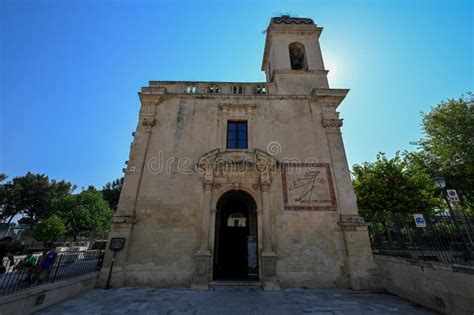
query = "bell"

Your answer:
(292, 58), (302, 70)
